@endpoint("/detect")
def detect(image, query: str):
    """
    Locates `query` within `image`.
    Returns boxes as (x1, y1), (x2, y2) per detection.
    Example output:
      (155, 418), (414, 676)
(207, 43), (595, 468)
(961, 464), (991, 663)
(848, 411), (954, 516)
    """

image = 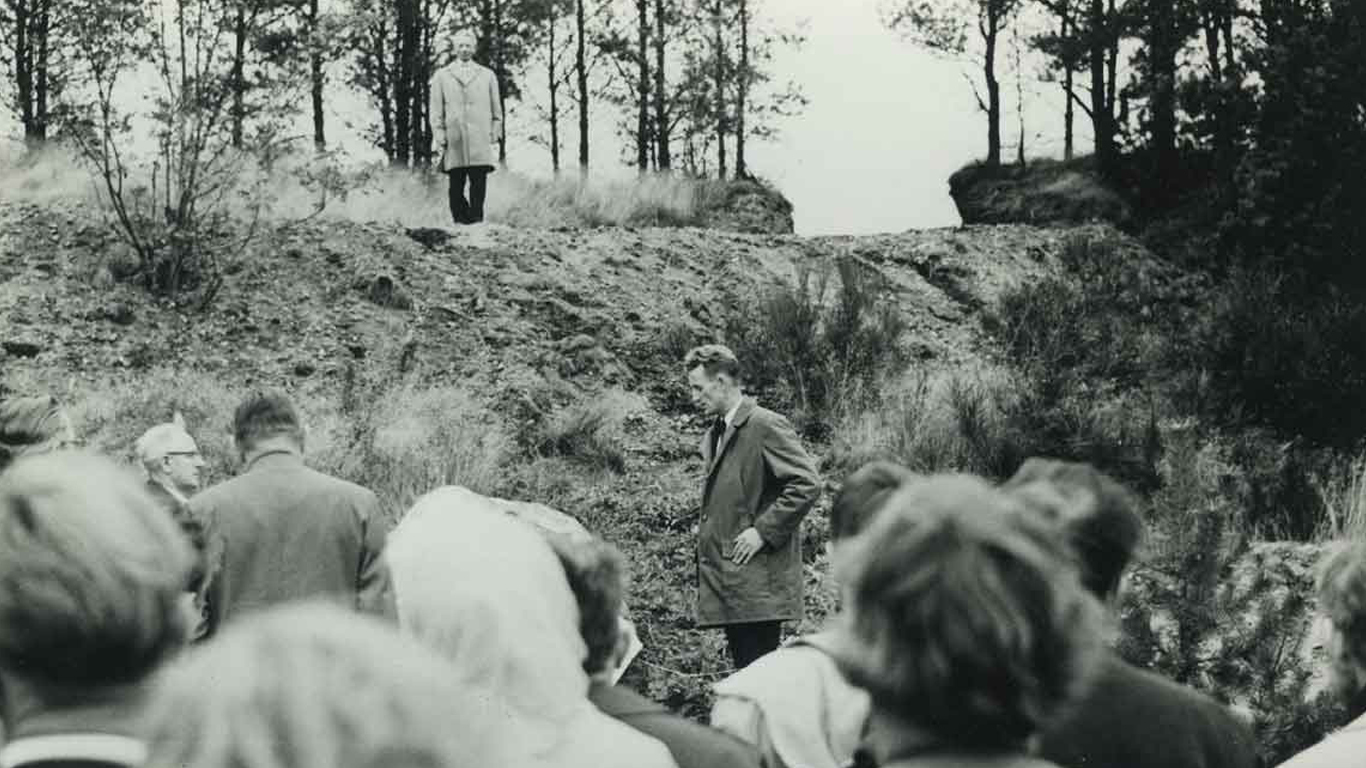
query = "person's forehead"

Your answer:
(165, 430), (198, 453)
